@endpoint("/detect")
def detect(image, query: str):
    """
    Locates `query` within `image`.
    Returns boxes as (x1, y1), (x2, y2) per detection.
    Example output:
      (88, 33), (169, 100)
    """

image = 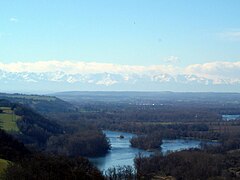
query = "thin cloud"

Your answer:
(185, 61), (240, 84)
(0, 61), (179, 75)
(218, 30), (240, 41)
(9, 17), (19, 23)
(164, 56), (180, 64)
